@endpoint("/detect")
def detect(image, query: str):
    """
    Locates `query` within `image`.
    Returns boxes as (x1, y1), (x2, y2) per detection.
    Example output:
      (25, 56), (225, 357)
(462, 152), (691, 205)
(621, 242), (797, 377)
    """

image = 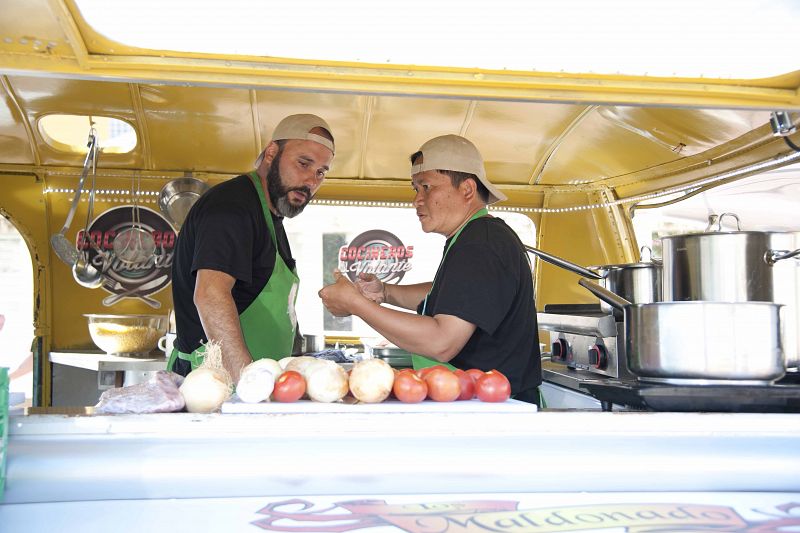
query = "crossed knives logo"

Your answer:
(76, 205), (175, 307)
